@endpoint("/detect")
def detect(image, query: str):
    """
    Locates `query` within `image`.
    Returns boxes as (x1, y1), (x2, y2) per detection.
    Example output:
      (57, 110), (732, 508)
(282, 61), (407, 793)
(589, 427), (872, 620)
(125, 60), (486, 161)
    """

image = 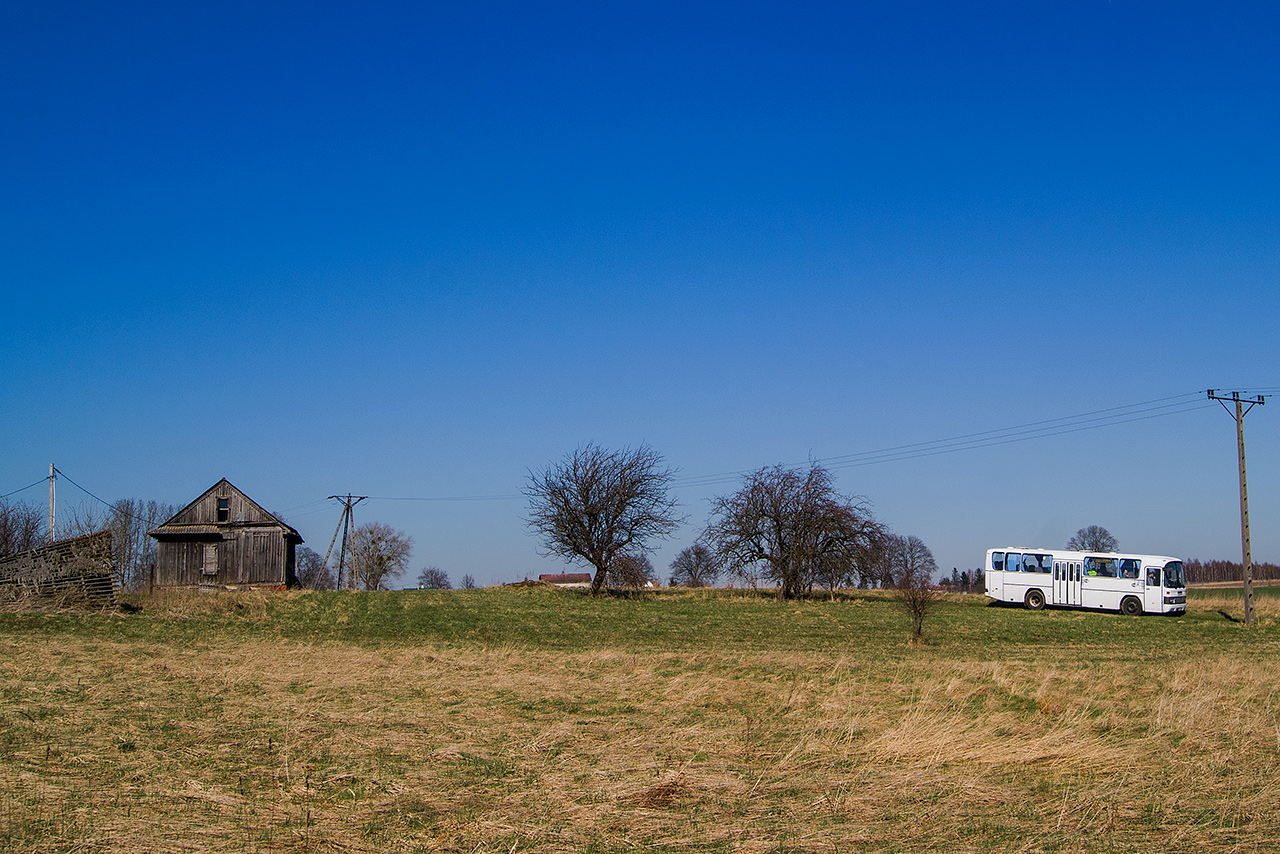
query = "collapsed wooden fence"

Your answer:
(0, 531), (117, 608)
